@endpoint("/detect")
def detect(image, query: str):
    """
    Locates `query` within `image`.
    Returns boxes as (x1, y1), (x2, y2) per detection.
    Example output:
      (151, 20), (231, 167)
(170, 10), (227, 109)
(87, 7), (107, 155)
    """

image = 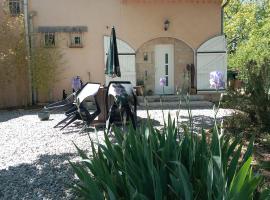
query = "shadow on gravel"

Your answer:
(179, 115), (223, 132)
(138, 117), (161, 126)
(0, 153), (77, 200)
(0, 110), (41, 123)
(0, 111), (24, 123)
(0, 109), (66, 123)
